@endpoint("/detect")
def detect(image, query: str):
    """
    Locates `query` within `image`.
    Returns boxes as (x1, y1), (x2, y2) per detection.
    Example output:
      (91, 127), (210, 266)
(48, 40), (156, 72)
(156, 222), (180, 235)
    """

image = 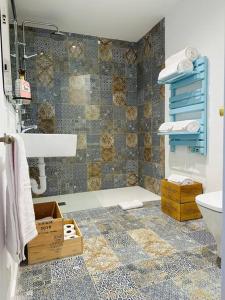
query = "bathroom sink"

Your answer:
(20, 133), (77, 158)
